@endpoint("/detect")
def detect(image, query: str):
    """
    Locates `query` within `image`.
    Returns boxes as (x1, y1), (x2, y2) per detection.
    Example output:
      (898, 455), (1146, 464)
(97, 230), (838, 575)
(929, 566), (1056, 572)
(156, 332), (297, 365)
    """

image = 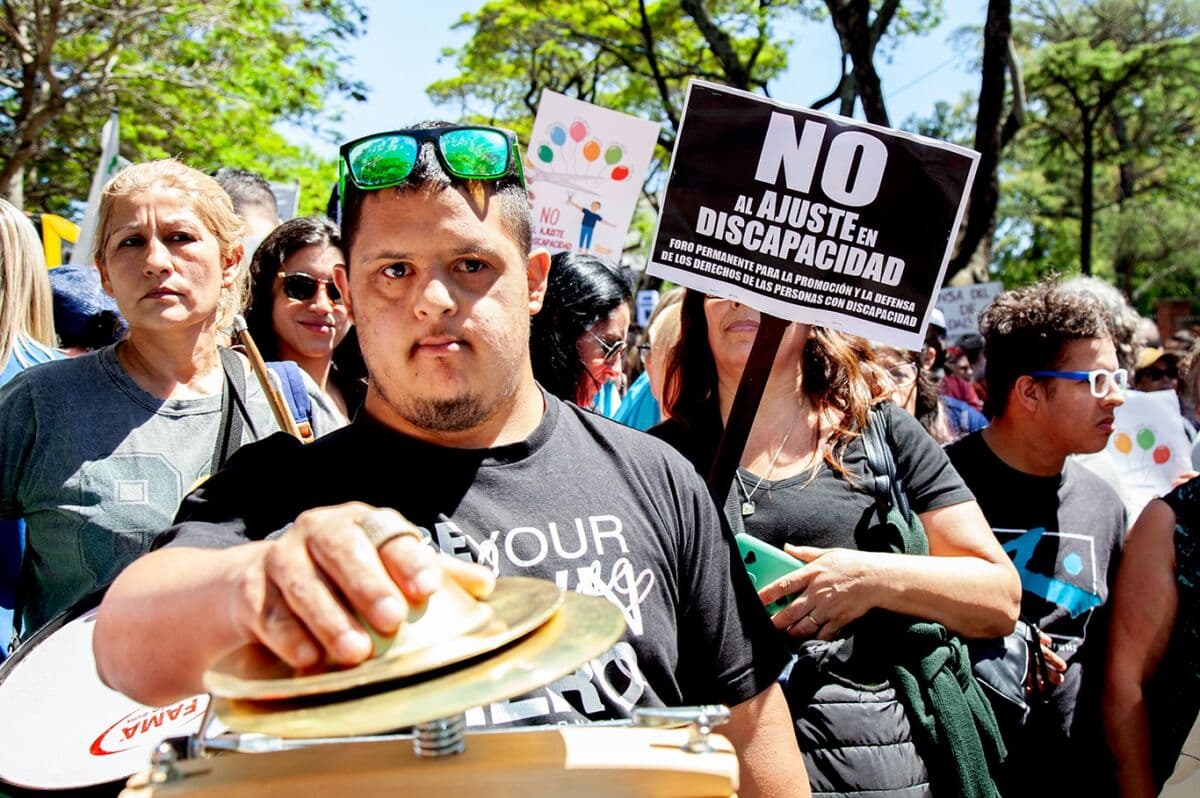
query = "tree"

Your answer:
(939, 0), (1025, 284)
(1012, 0), (1200, 276)
(0, 0), (367, 214)
(431, 0), (941, 262)
(811, 0), (943, 125)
